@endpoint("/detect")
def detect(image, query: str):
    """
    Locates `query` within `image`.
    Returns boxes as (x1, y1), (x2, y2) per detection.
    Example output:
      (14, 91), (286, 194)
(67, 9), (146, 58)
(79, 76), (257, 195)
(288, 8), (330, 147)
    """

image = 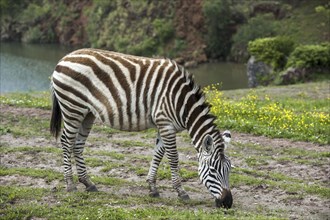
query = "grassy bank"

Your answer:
(205, 81), (330, 144)
(1, 81), (329, 144)
(1, 82), (329, 219)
